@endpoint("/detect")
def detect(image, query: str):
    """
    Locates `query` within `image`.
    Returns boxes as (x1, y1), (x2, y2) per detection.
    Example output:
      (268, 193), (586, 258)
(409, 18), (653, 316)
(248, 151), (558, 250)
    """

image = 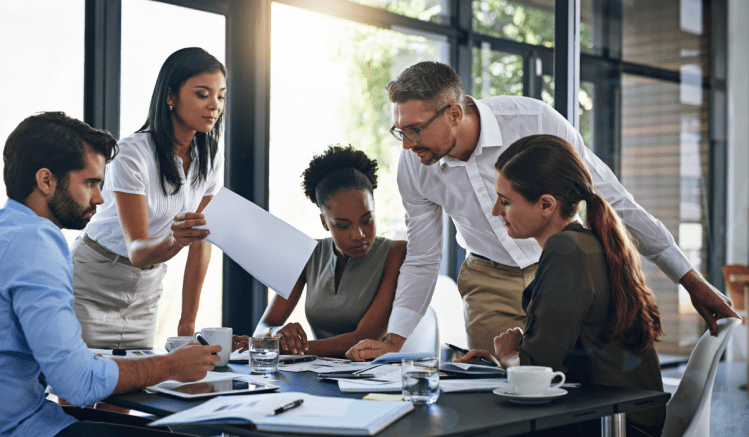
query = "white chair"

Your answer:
(661, 317), (741, 437)
(430, 275), (467, 348)
(400, 306), (440, 357)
